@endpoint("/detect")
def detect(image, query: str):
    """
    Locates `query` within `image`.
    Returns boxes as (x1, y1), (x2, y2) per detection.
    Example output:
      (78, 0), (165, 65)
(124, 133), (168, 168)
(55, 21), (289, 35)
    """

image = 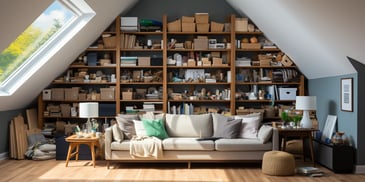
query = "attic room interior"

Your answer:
(1, 0), (365, 181)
